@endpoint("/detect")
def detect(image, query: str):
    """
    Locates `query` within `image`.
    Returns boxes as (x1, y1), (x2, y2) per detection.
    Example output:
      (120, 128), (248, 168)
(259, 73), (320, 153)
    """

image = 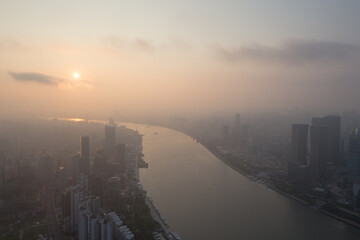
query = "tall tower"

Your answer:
(312, 116), (341, 165)
(310, 126), (328, 180)
(80, 136), (90, 160)
(348, 129), (360, 193)
(80, 136), (90, 175)
(105, 125), (116, 158)
(291, 124), (309, 165)
(288, 124), (309, 182)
